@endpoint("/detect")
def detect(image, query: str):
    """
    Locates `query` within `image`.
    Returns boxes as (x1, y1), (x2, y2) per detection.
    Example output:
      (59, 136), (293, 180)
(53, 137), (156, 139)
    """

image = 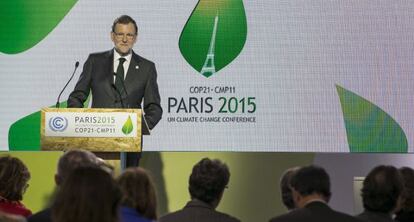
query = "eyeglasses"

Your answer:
(113, 32), (136, 40)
